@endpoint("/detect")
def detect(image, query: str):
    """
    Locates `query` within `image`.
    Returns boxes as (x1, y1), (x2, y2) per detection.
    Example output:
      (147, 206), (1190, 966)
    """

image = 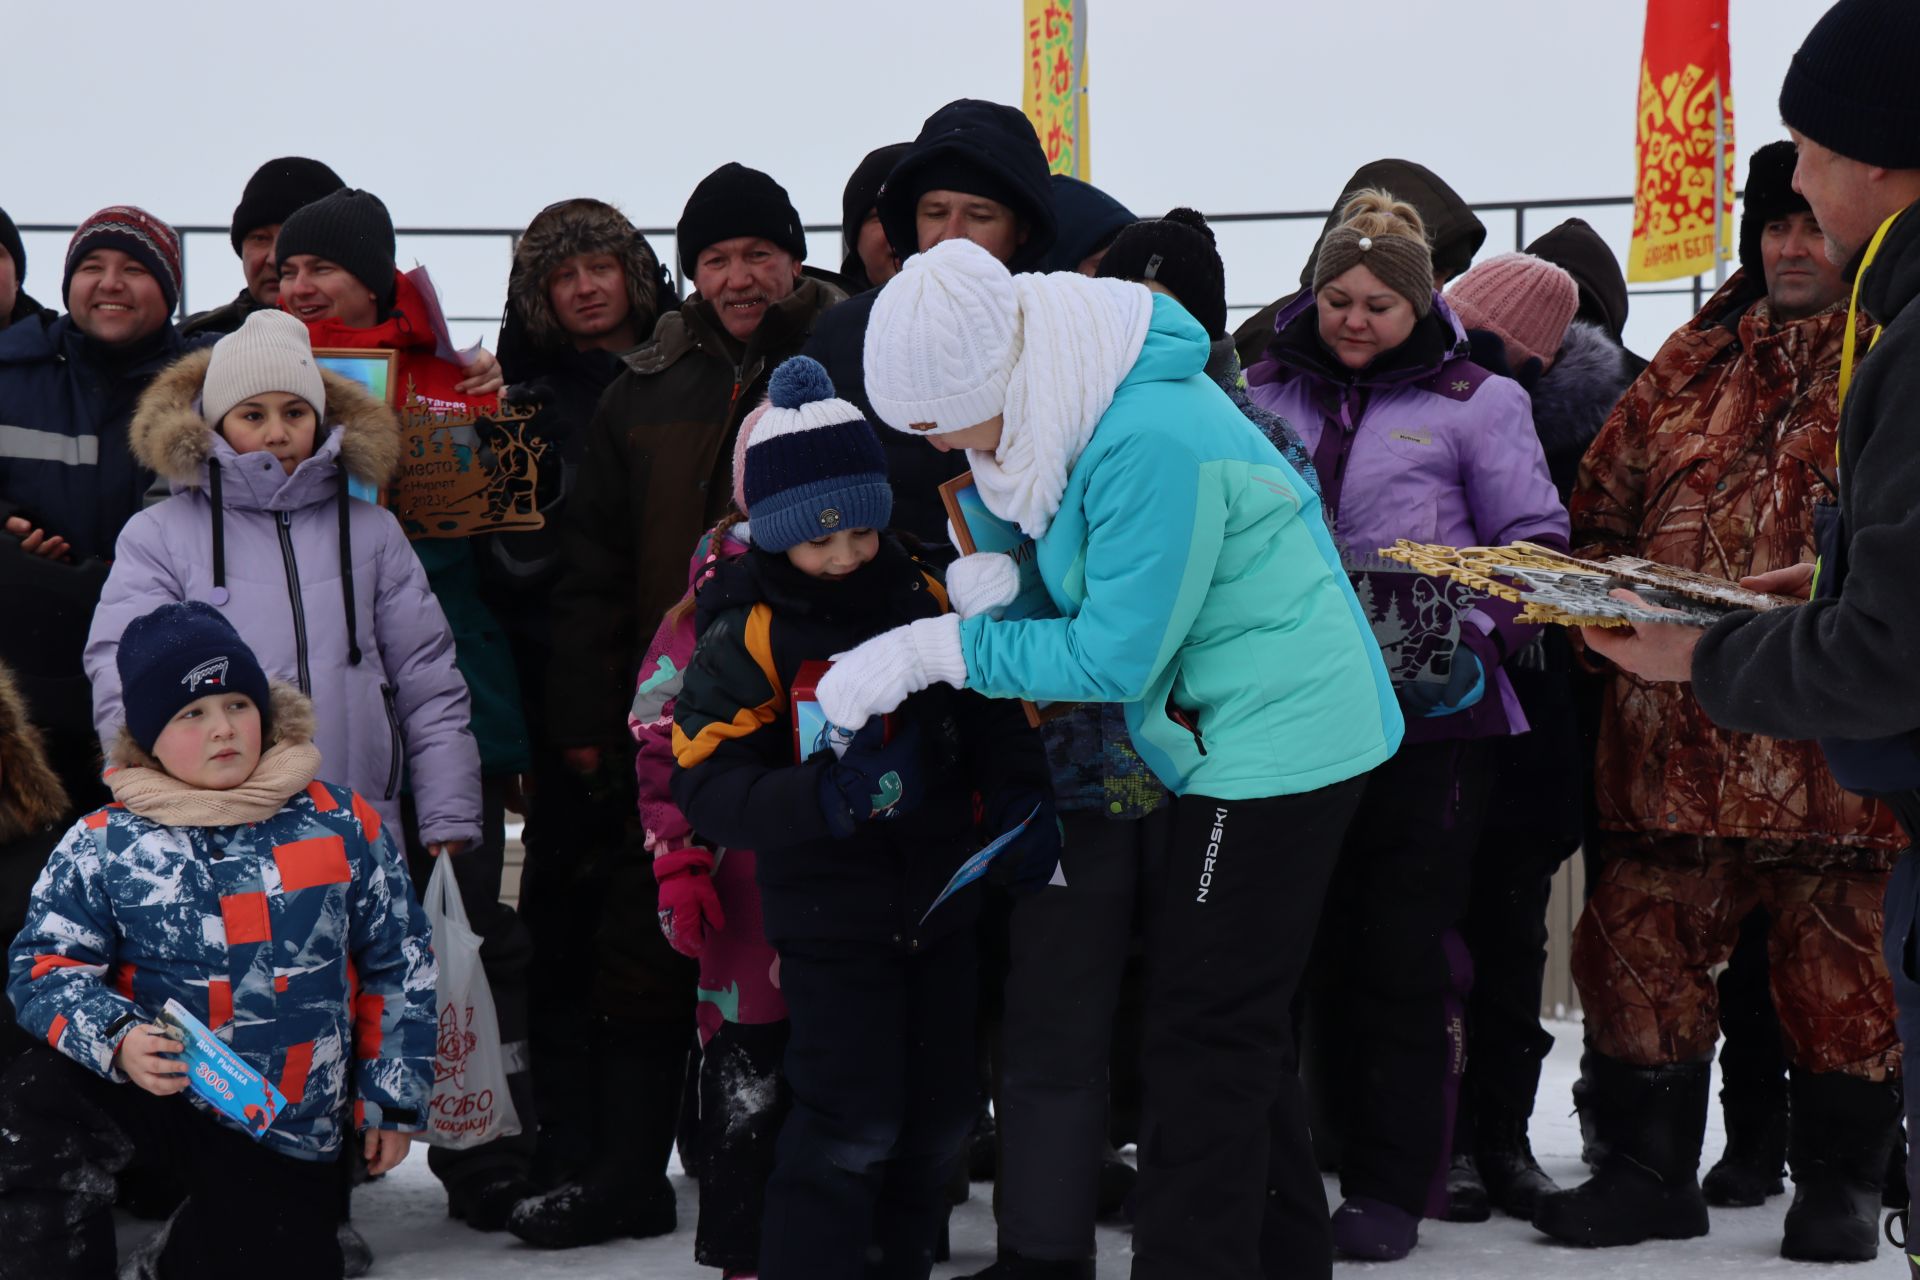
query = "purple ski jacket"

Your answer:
(1246, 293), (1570, 741)
(83, 350), (481, 846)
